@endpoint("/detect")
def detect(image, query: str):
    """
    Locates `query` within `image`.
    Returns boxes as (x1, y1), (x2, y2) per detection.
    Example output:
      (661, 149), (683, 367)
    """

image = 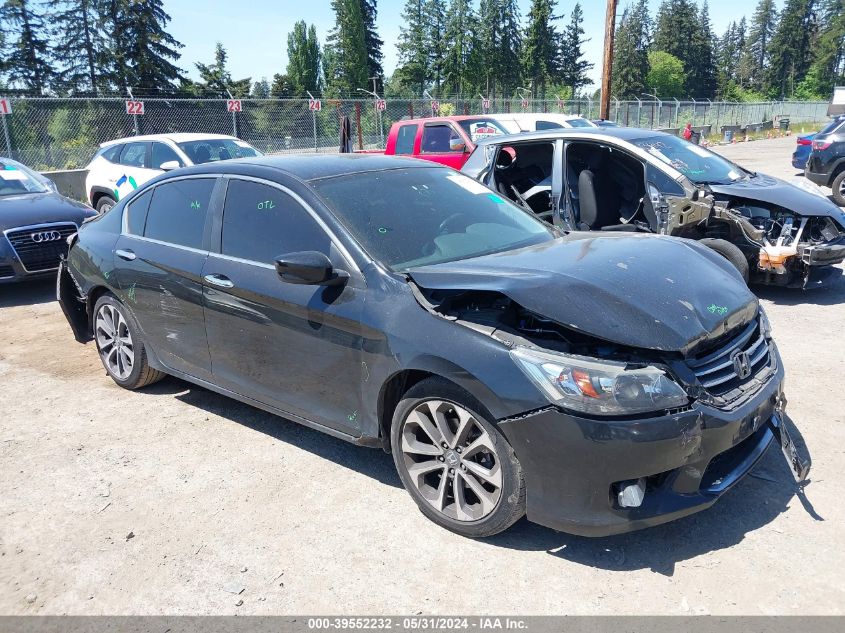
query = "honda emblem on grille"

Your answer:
(31, 231), (62, 243)
(731, 349), (752, 380)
